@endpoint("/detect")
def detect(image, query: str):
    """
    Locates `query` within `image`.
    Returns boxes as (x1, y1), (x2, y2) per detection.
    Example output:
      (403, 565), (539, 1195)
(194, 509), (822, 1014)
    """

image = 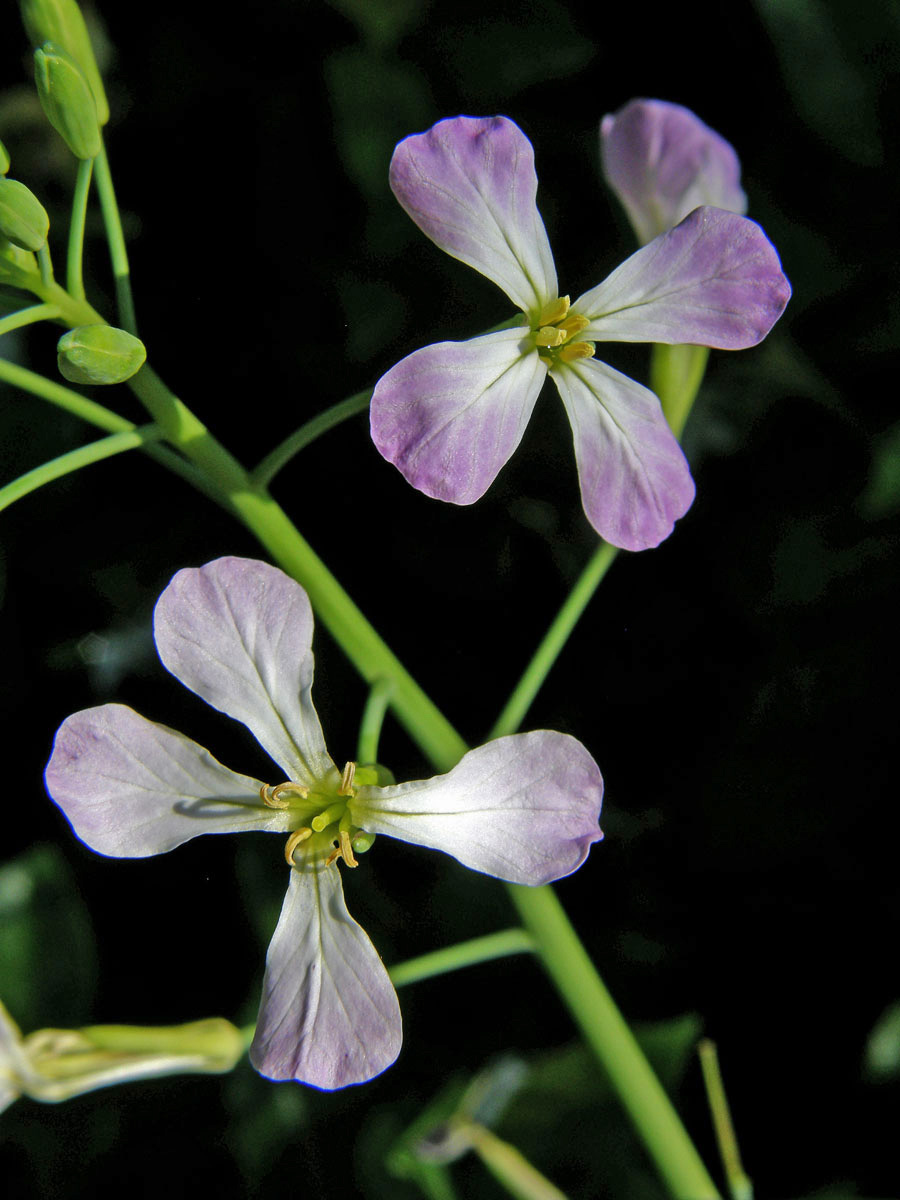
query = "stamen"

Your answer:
(537, 295), (570, 326)
(338, 761), (356, 796)
(558, 341), (596, 363)
(339, 829), (358, 868)
(535, 326), (567, 348)
(284, 826), (312, 865)
(260, 781), (310, 808)
(558, 314), (590, 338)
